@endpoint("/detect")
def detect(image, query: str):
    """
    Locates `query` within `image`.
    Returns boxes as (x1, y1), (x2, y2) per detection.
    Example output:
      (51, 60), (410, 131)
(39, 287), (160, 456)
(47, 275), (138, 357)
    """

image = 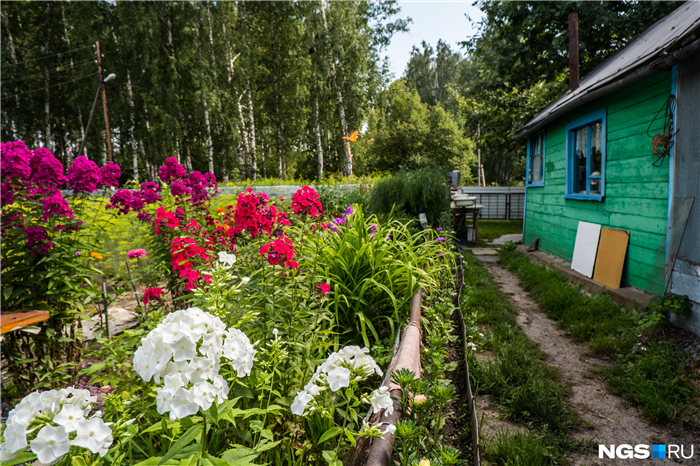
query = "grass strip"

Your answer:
(498, 249), (699, 425)
(460, 251), (590, 465)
